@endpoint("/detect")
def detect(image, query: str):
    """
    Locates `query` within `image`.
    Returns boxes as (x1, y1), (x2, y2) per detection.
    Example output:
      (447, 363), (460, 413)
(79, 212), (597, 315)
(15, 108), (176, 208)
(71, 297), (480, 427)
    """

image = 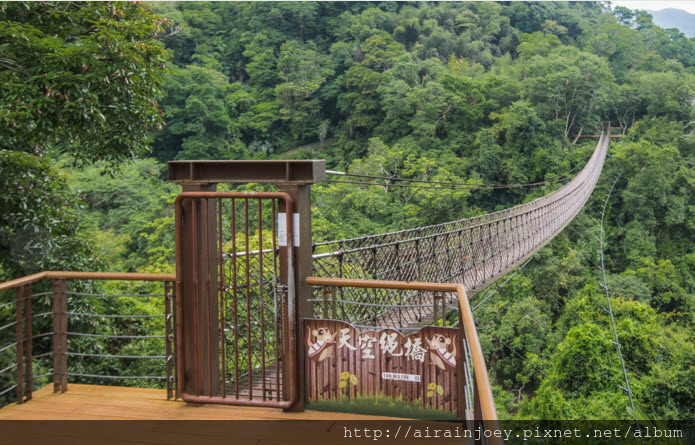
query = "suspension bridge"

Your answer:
(0, 130), (610, 442)
(311, 130), (608, 329)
